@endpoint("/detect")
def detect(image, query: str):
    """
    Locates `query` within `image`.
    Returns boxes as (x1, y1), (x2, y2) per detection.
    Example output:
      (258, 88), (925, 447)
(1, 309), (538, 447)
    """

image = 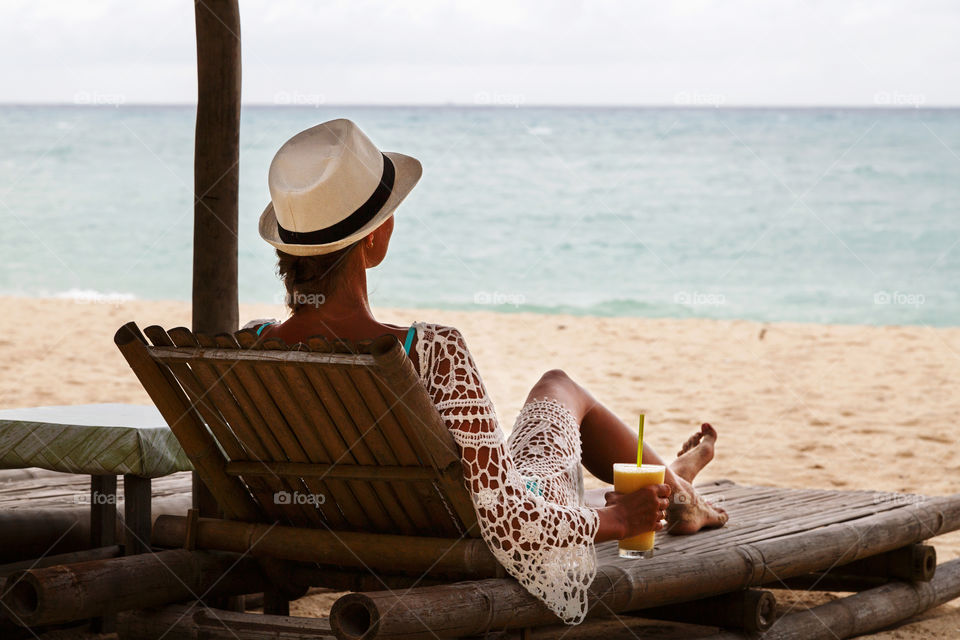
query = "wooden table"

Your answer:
(0, 403), (193, 555)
